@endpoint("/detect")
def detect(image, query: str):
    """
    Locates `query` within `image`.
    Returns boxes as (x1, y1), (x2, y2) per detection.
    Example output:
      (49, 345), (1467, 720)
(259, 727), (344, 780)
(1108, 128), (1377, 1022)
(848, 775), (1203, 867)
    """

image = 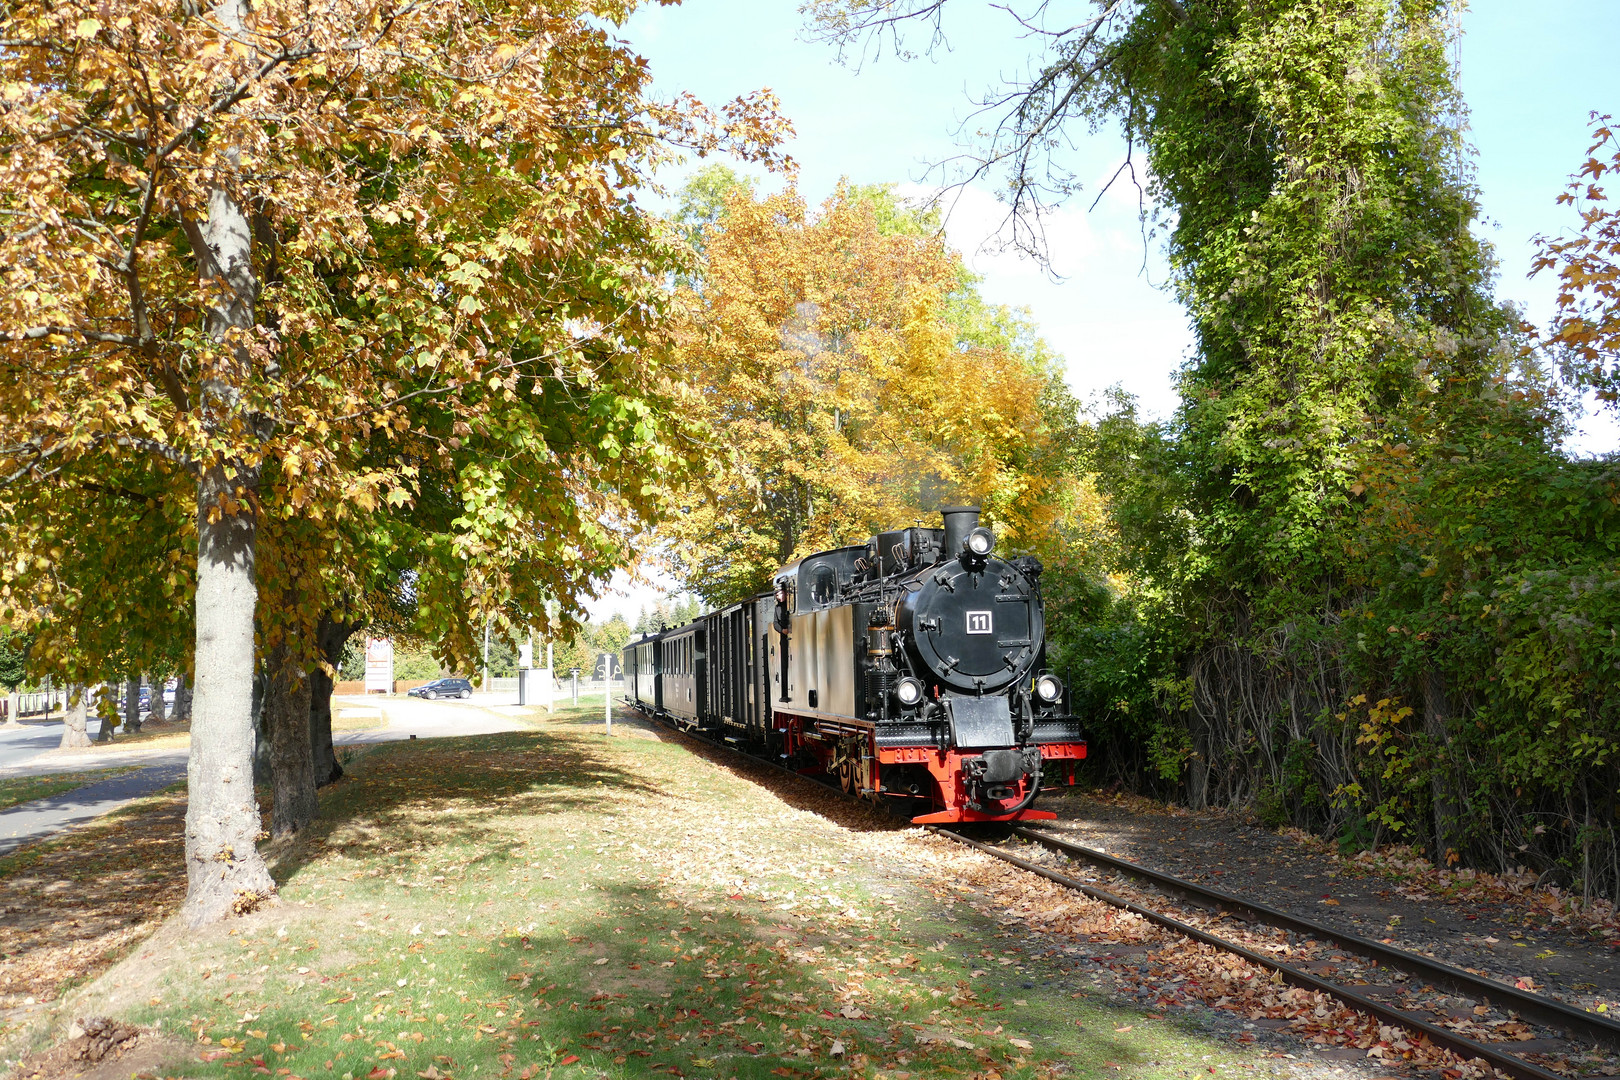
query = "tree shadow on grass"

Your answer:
(267, 730), (676, 885)
(166, 873), (1163, 1080)
(58, 712), (1242, 1080)
(647, 725), (914, 839)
